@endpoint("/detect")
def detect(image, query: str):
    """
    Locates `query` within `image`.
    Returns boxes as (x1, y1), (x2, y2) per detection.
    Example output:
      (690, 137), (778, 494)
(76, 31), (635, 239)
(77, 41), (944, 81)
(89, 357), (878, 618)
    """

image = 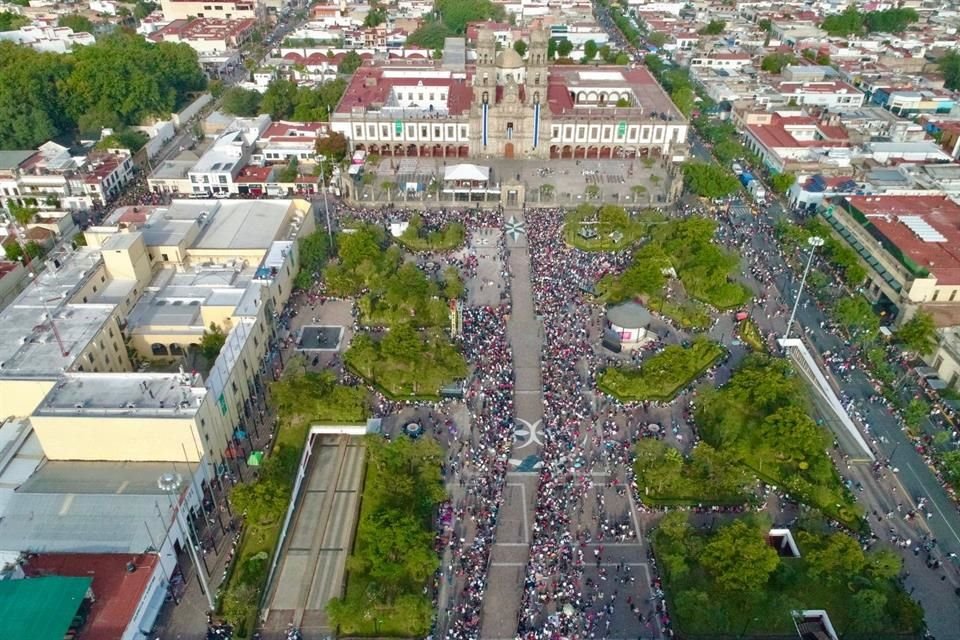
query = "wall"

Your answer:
(29, 414), (202, 461)
(173, 94), (213, 130)
(0, 379), (56, 418)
